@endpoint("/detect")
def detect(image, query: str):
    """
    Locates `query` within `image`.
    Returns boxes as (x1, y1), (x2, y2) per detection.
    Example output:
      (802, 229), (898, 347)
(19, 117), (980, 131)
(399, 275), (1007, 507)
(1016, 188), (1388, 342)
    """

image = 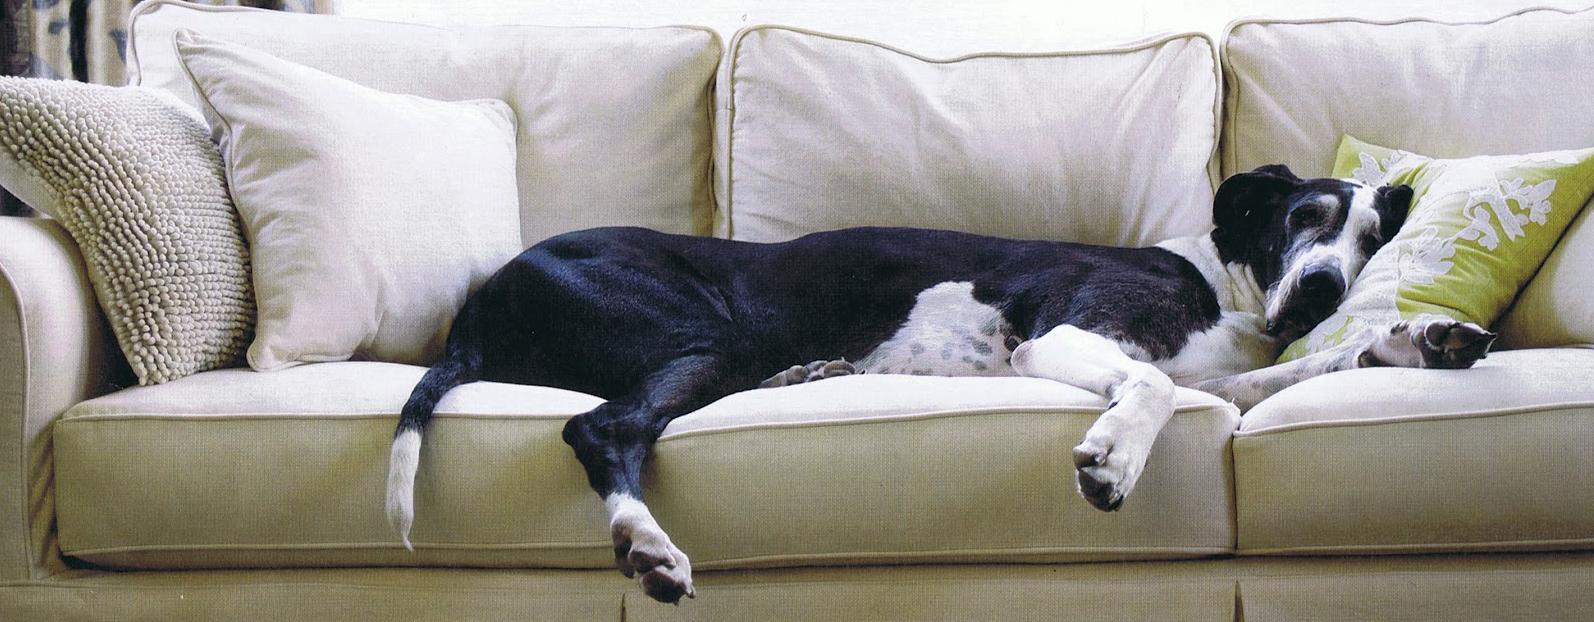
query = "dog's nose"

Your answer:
(1298, 265), (1346, 300)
